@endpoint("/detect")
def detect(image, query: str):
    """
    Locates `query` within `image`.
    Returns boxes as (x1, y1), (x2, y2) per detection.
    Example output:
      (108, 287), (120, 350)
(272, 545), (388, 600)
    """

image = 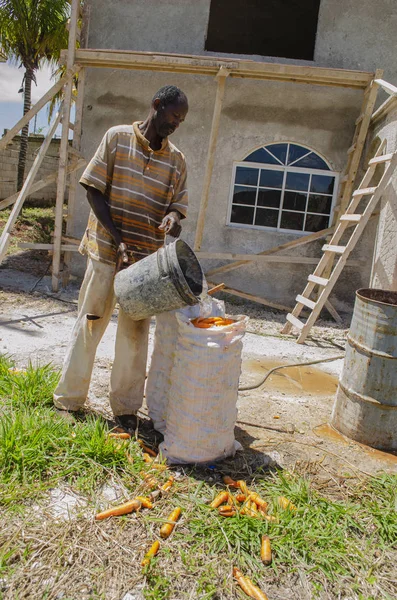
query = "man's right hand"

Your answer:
(116, 242), (129, 272)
